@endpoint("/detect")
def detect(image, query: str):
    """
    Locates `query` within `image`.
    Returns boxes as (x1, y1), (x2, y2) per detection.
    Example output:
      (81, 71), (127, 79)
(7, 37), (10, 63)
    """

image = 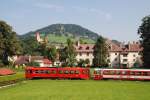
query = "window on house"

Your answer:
(115, 58), (117, 61)
(115, 53), (117, 55)
(123, 54), (128, 57)
(107, 59), (110, 63)
(133, 54), (136, 57)
(86, 46), (89, 50)
(79, 46), (82, 50)
(87, 52), (89, 56)
(133, 59), (135, 62)
(123, 59), (127, 62)
(79, 53), (82, 56)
